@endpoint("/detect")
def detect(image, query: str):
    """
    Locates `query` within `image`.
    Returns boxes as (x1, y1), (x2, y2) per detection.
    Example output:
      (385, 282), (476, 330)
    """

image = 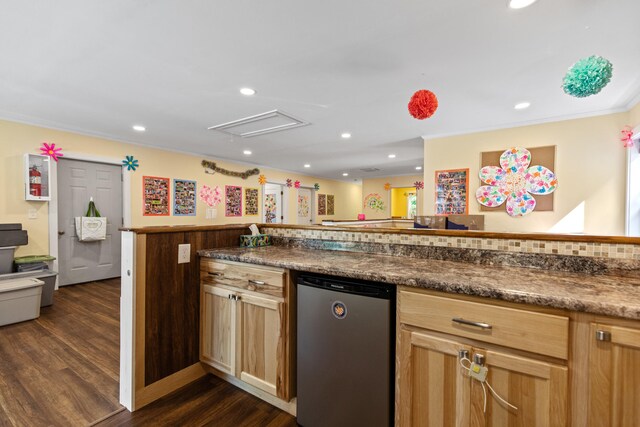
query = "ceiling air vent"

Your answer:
(359, 167), (381, 173)
(208, 110), (309, 138)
